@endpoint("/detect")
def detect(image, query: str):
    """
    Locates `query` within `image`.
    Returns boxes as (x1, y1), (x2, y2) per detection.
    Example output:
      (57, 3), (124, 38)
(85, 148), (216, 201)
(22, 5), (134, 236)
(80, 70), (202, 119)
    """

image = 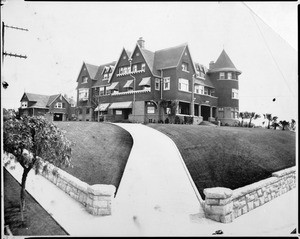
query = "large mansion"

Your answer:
(75, 37), (241, 125)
